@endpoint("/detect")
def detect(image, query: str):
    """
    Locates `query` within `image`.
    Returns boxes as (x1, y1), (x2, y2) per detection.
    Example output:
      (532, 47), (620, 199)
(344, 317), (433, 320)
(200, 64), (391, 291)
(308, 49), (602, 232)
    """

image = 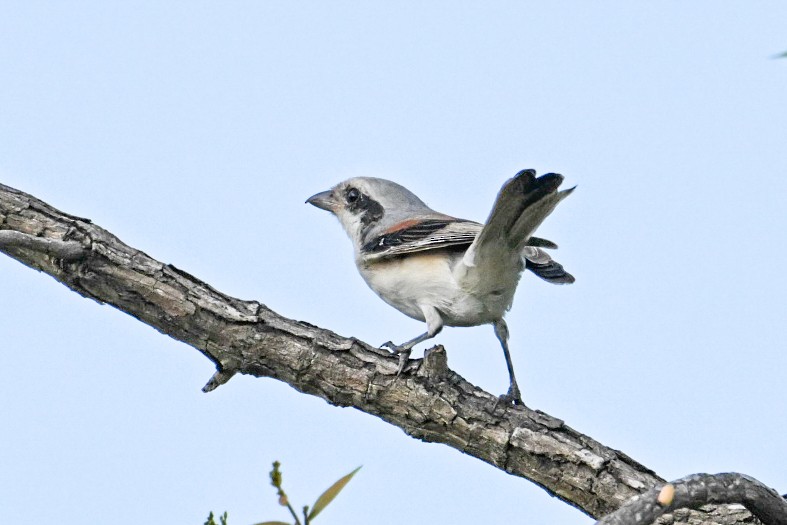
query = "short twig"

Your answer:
(202, 368), (237, 393)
